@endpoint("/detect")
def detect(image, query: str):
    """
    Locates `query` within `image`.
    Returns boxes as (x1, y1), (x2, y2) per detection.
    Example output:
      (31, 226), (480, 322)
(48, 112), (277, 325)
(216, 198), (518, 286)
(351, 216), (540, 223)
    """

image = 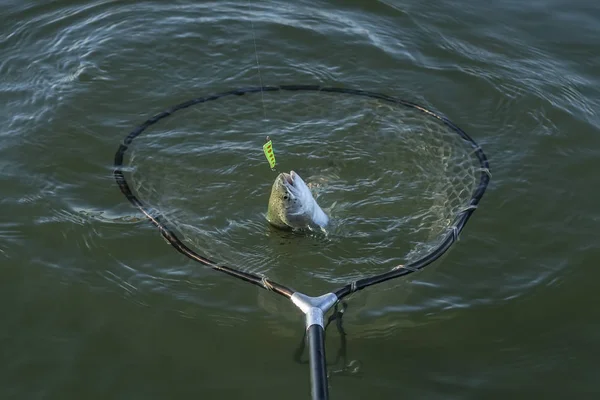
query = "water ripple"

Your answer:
(1, 1), (599, 377)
